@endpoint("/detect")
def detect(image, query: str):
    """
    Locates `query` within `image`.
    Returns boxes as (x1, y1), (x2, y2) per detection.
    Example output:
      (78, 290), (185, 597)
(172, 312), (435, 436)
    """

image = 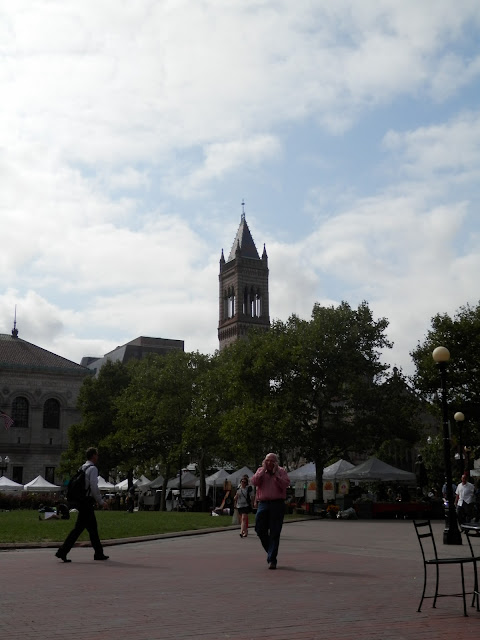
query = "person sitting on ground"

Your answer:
(56, 502), (70, 520)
